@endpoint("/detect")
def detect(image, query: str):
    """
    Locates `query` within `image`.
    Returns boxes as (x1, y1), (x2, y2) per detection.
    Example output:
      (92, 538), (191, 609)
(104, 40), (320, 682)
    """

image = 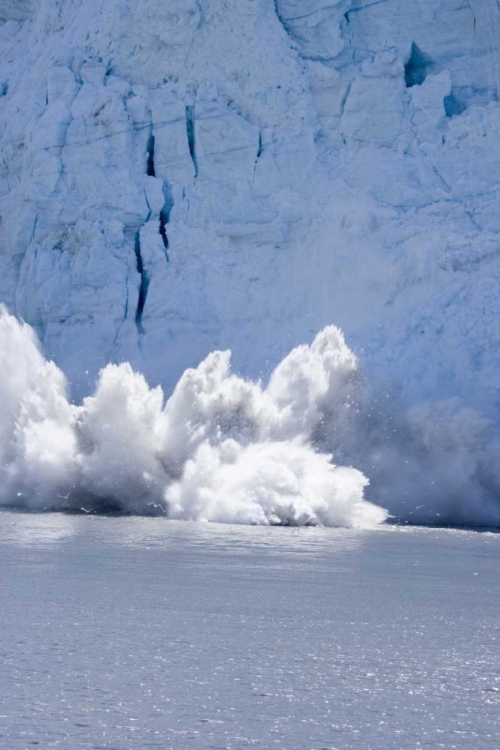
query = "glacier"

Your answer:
(2, 0), (500, 524)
